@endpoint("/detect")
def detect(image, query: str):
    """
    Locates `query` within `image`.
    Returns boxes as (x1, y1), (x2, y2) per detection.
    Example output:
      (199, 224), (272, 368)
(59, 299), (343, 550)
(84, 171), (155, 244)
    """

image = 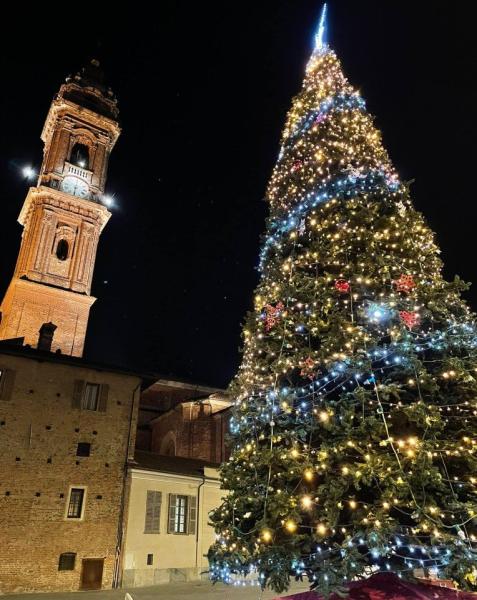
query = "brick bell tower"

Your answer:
(0, 60), (120, 357)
